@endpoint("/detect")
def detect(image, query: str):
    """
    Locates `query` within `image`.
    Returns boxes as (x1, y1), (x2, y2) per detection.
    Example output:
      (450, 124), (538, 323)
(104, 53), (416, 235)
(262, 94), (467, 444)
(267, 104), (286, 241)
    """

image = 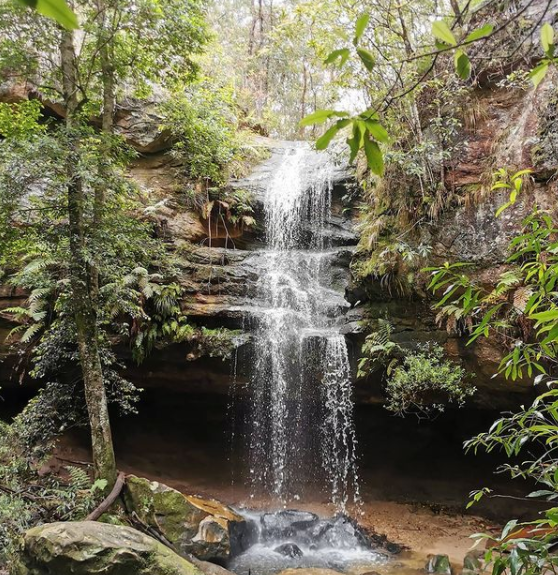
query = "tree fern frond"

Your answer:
(21, 322), (44, 343)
